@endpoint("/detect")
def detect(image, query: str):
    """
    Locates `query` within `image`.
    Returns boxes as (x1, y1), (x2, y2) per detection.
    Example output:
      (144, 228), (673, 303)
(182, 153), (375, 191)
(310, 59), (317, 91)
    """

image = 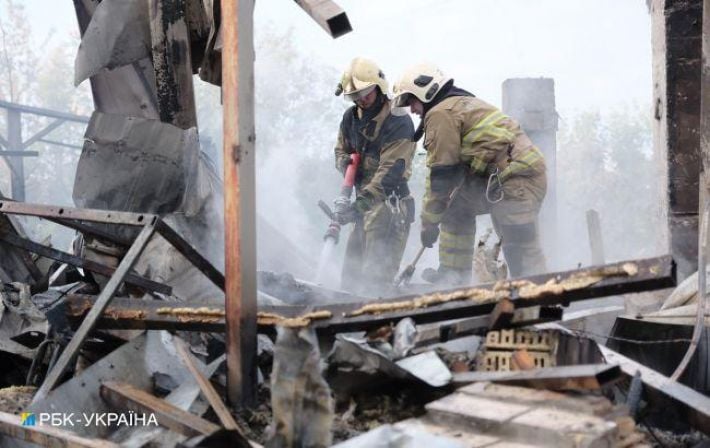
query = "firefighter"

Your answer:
(392, 63), (547, 281)
(332, 57), (416, 295)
